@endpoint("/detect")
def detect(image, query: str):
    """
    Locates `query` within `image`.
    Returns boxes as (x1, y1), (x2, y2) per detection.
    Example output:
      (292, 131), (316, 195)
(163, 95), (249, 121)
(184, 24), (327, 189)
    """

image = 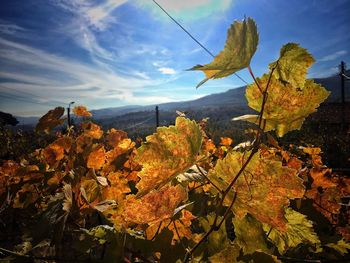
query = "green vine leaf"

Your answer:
(269, 43), (314, 89)
(233, 214), (271, 255)
(209, 242), (242, 263)
(200, 213), (229, 255)
(190, 17), (258, 88)
(135, 117), (202, 195)
(262, 208), (321, 254)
